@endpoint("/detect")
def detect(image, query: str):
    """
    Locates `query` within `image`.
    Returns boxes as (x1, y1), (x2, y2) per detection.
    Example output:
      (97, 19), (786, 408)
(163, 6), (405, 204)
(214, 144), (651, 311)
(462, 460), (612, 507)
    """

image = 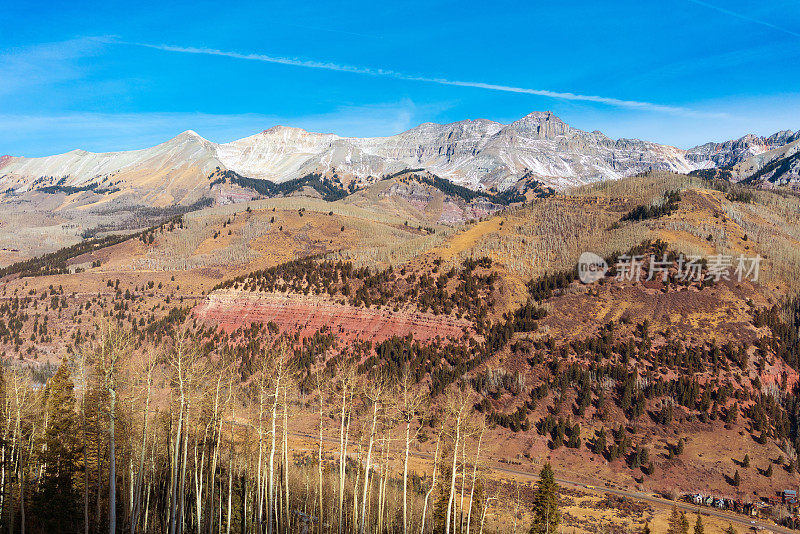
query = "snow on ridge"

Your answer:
(2, 113), (796, 193)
